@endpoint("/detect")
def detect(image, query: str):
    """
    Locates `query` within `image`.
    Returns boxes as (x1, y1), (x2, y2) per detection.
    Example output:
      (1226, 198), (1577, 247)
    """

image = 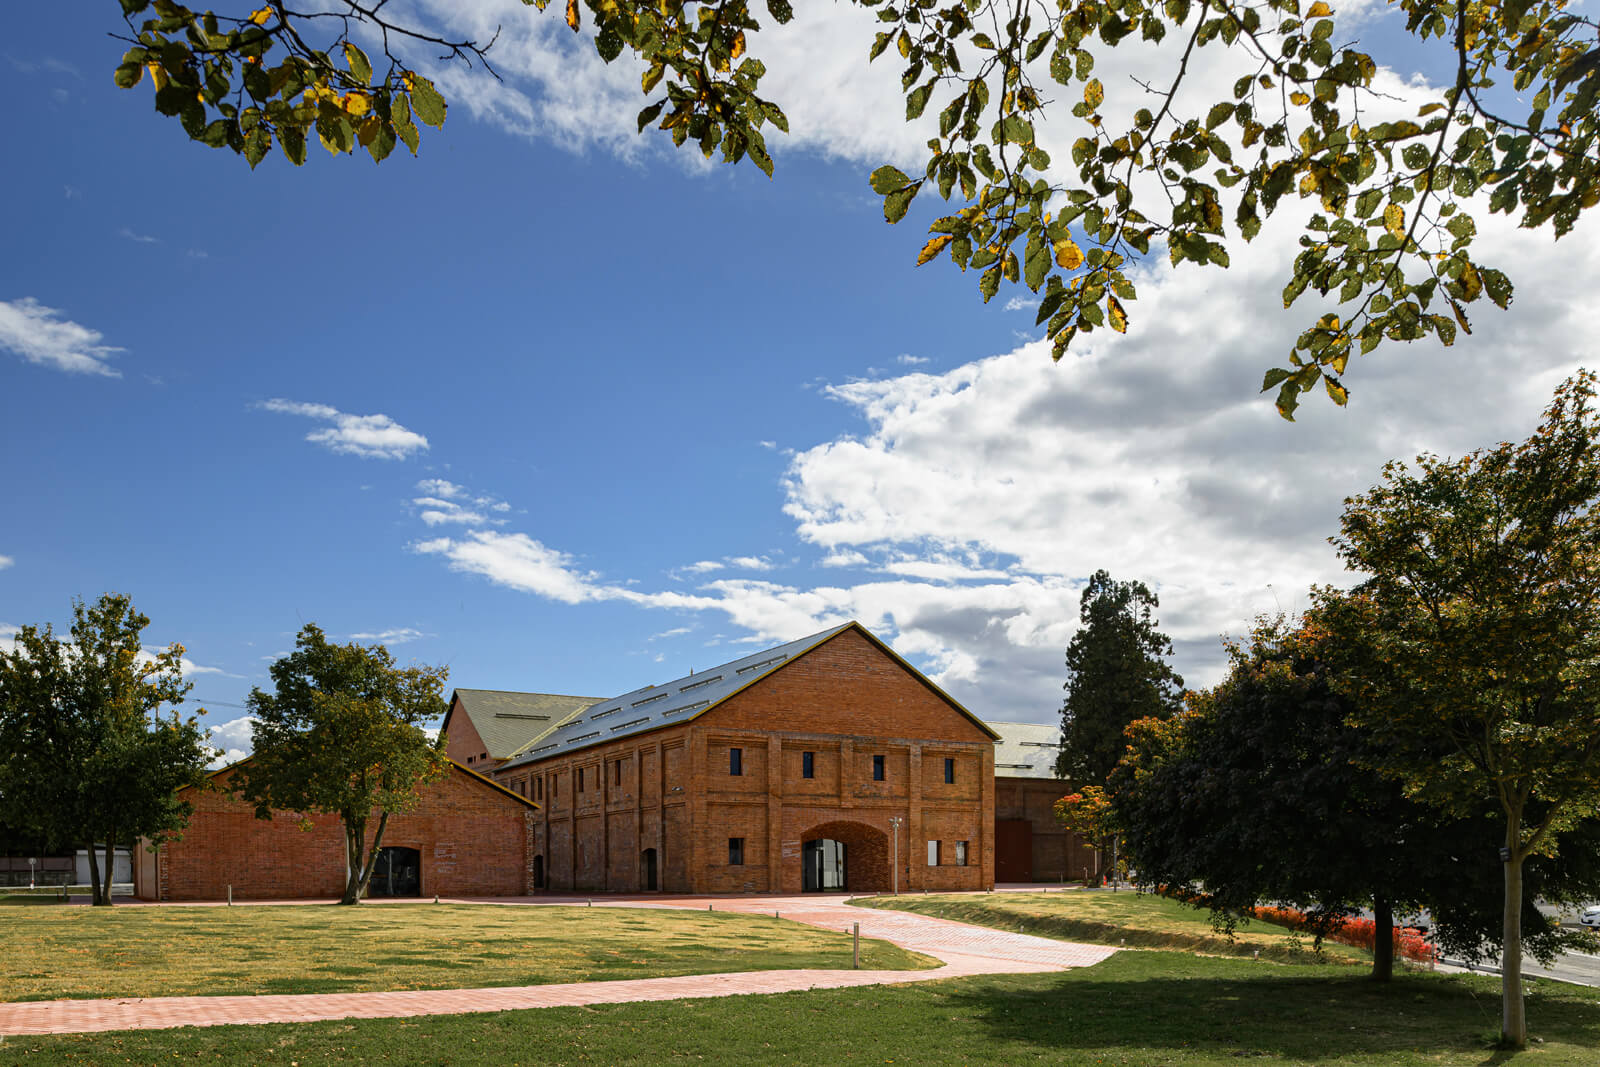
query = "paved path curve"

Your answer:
(0, 893), (1115, 1036)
